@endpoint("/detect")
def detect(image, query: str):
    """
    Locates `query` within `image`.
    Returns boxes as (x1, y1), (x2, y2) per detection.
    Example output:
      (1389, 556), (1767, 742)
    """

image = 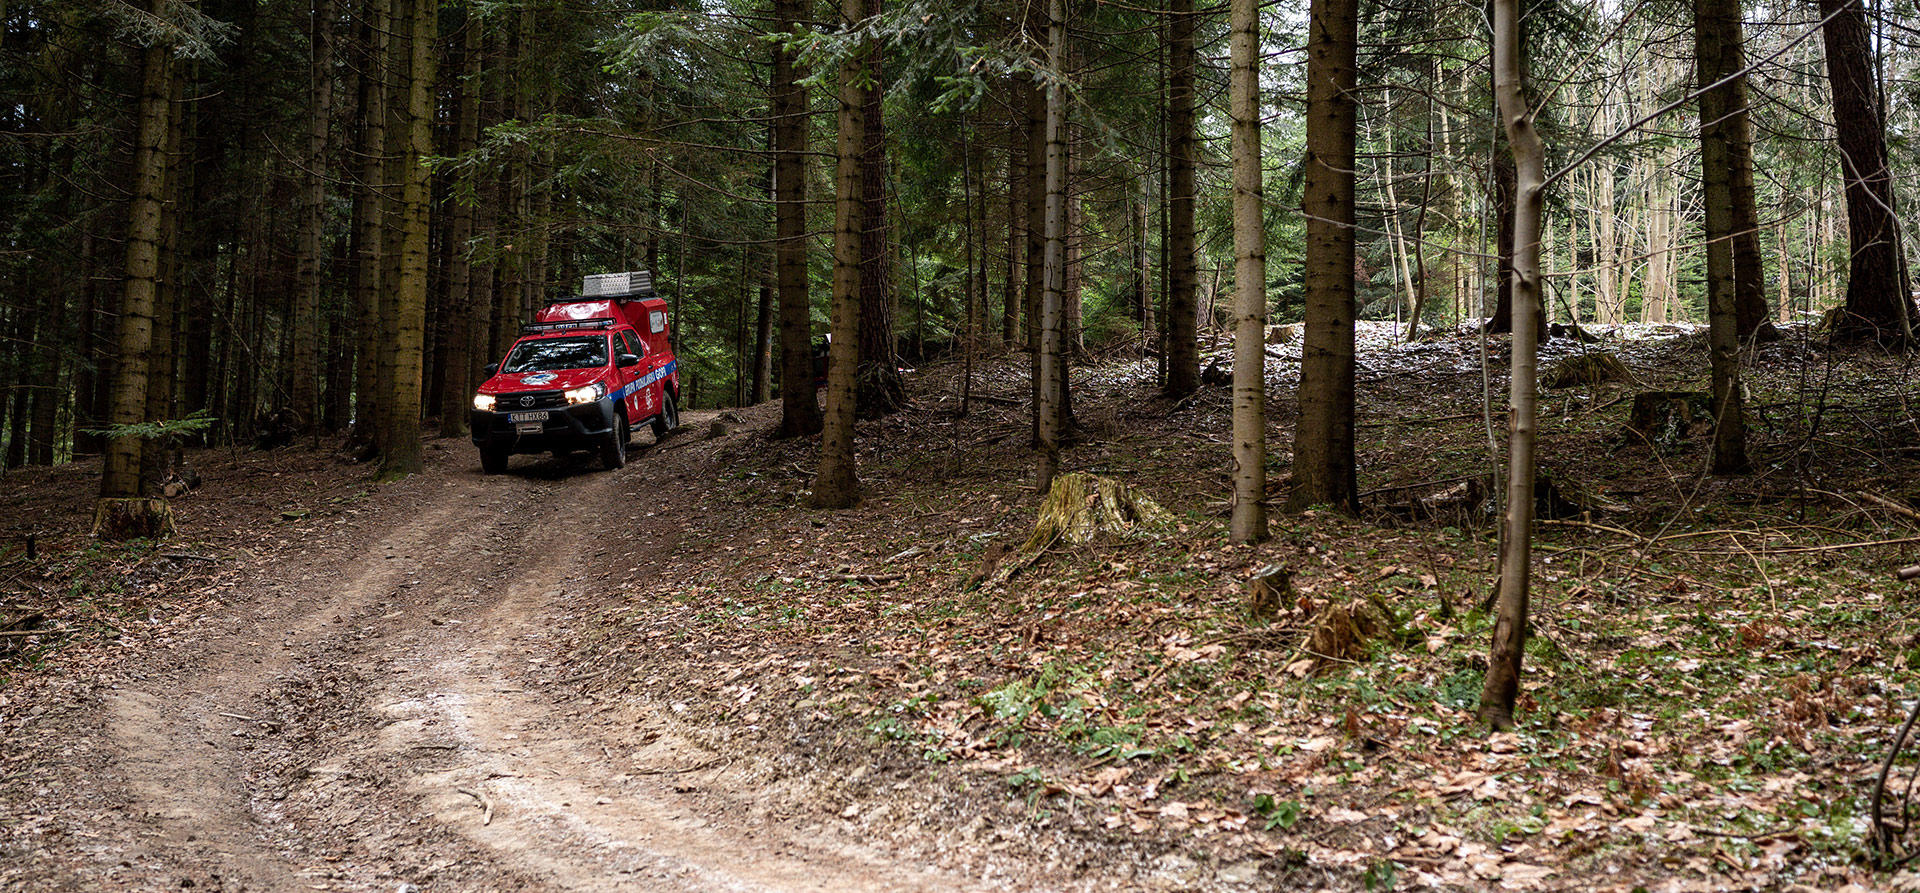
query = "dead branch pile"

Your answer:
(1543, 352), (1631, 388)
